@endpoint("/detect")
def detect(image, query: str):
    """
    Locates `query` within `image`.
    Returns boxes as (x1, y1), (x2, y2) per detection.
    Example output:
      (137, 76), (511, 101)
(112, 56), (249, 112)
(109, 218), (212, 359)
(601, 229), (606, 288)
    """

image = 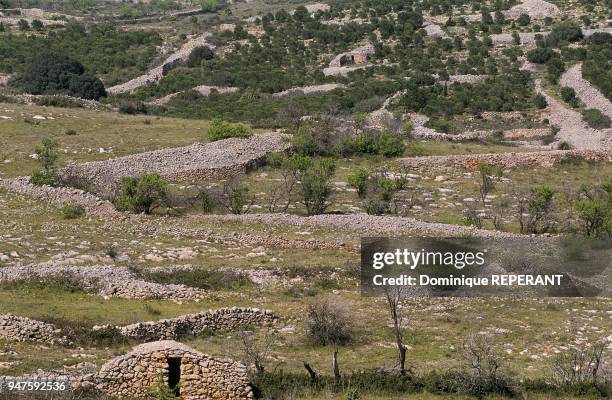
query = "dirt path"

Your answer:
(560, 63), (612, 120)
